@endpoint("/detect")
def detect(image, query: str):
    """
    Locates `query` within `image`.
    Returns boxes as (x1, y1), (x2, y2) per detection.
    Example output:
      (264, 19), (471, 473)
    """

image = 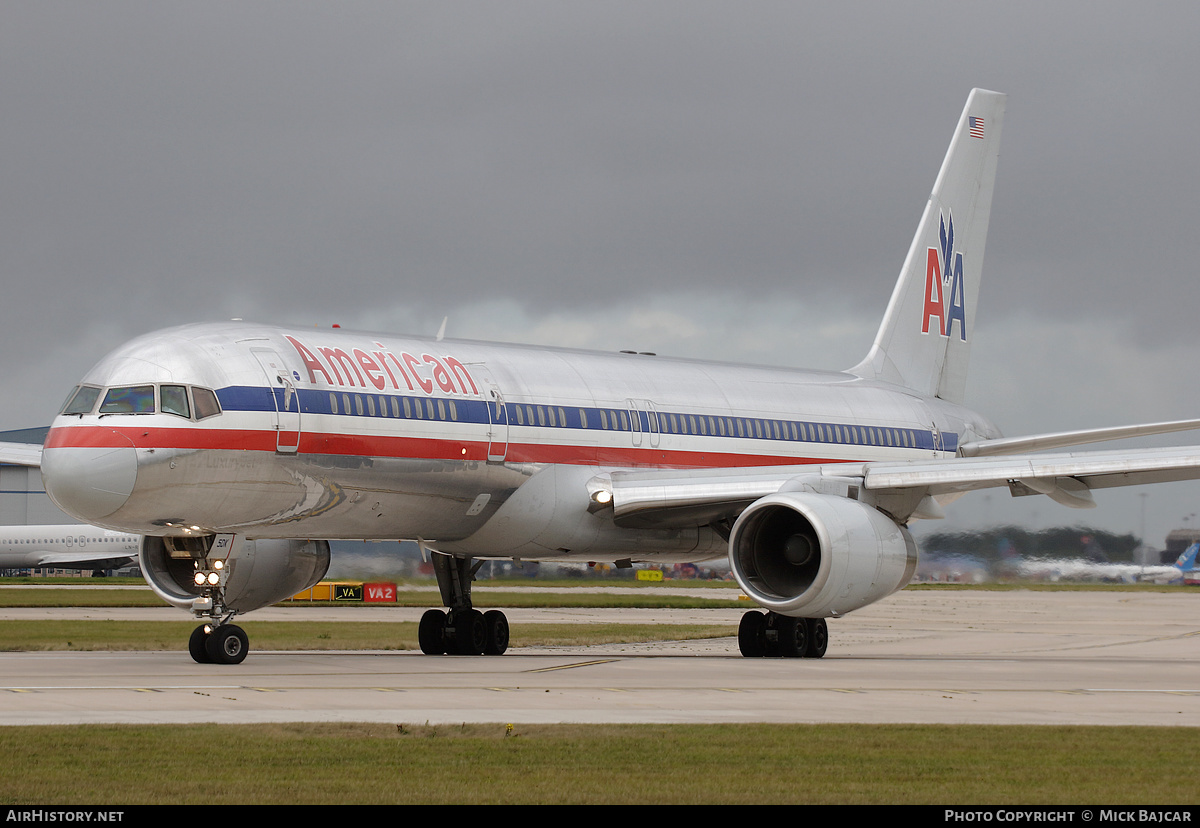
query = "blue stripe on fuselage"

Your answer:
(213, 385), (958, 454)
